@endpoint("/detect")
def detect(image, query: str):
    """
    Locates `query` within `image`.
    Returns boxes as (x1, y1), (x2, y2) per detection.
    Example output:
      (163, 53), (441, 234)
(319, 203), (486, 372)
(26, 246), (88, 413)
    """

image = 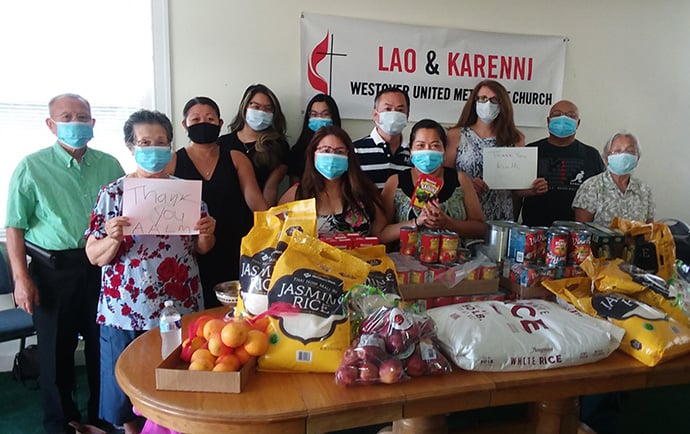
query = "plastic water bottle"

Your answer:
(159, 300), (182, 359)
